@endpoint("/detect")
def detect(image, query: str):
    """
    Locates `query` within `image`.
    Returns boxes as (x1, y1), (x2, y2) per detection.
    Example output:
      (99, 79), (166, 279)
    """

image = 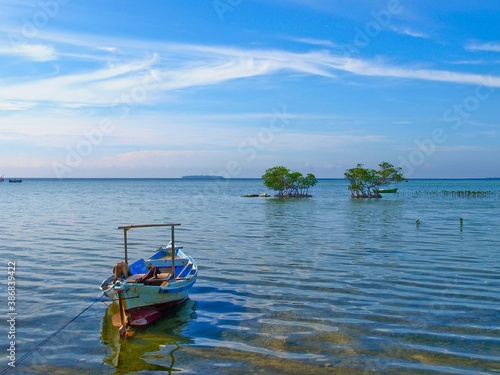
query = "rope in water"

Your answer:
(0, 295), (105, 375)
